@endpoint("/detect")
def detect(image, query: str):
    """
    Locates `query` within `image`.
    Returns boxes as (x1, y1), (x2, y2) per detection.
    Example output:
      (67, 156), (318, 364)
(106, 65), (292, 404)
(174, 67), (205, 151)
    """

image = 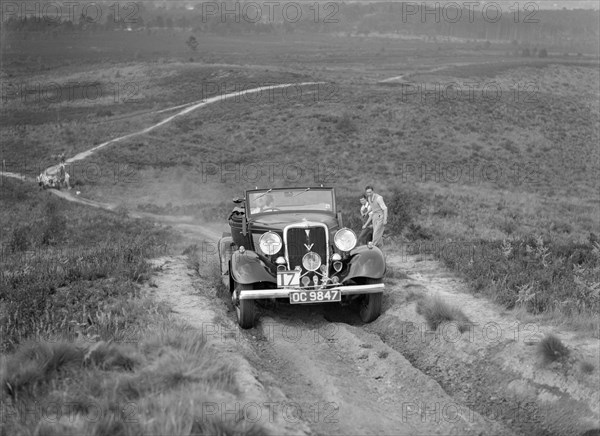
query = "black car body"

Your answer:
(218, 187), (386, 328)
